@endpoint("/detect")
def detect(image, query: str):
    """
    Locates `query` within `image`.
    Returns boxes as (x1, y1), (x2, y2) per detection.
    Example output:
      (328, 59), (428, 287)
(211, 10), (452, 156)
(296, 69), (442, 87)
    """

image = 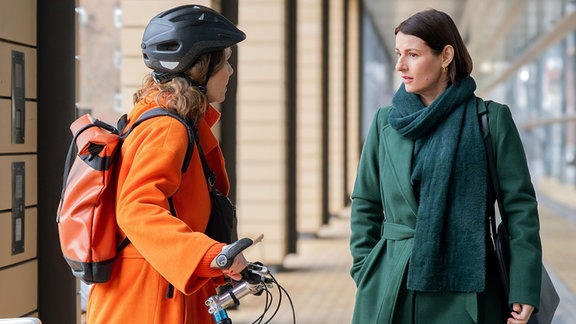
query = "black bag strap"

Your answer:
(479, 100), (510, 237)
(192, 127), (217, 191)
